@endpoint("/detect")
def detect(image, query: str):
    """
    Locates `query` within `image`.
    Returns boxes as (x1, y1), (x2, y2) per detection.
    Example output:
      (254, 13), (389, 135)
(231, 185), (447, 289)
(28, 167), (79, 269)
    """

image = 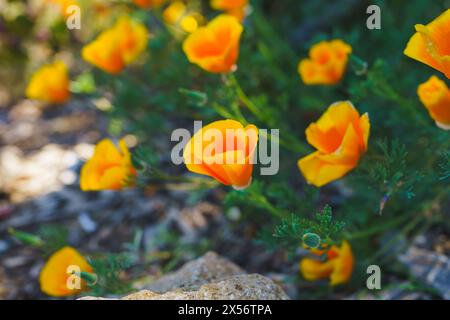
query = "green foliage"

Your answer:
(361, 139), (423, 204)
(438, 151), (450, 181)
(87, 254), (133, 296)
(70, 73), (96, 95)
(34, 225), (69, 257)
(272, 205), (345, 256)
